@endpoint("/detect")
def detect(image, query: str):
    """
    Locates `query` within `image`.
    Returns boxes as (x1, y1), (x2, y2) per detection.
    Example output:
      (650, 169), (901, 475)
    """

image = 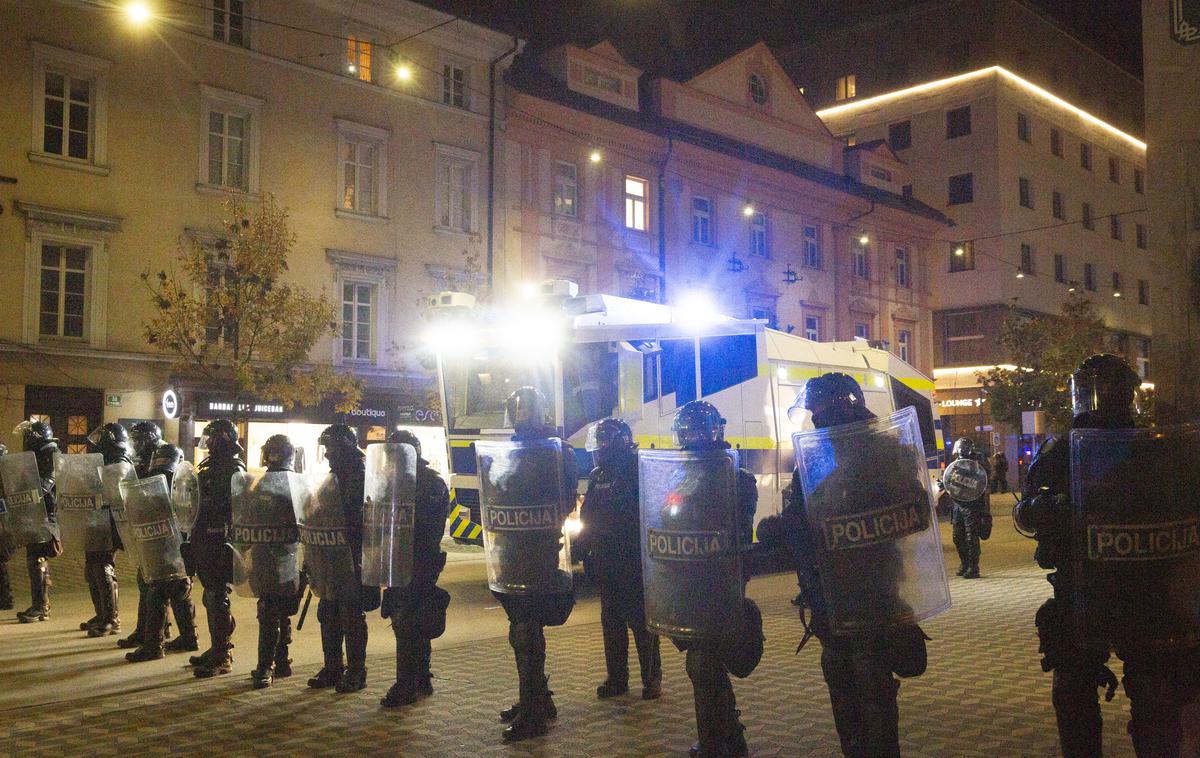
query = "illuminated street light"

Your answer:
(395, 63), (412, 81)
(1113, 291), (1122, 298)
(125, 1), (152, 25)
(858, 234), (870, 246)
(1016, 271), (1025, 279)
(742, 204), (756, 217)
(589, 149), (602, 163)
(954, 245), (965, 257)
